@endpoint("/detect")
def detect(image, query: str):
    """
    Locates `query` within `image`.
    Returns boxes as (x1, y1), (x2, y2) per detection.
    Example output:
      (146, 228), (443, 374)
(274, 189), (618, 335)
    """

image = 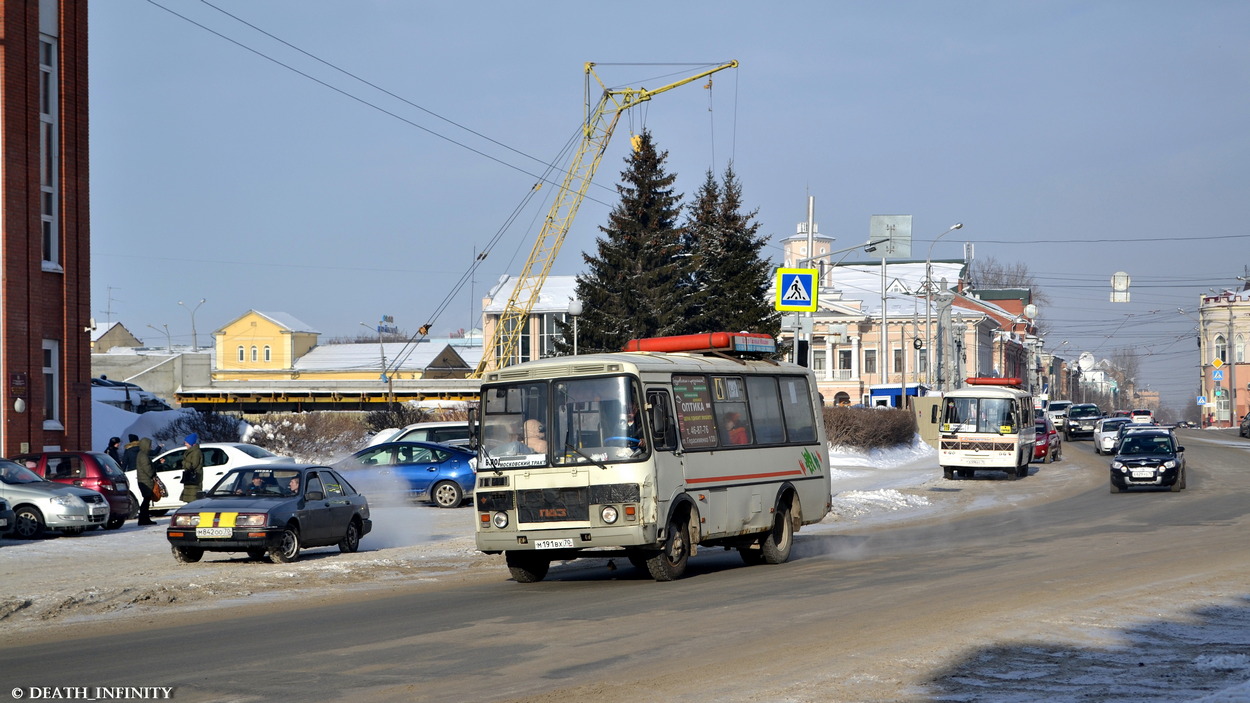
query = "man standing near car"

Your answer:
(136, 438), (157, 526)
(179, 434), (204, 503)
(121, 434), (141, 470)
